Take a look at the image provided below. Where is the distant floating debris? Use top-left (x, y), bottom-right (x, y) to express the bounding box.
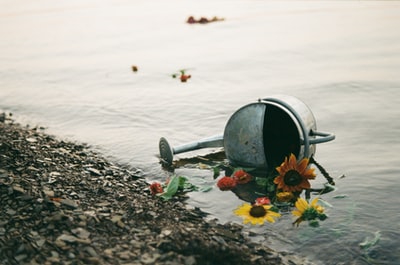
top-left (131, 65), bottom-right (138, 72)
top-left (186, 16), bottom-right (225, 24)
top-left (172, 69), bottom-right (192, 83)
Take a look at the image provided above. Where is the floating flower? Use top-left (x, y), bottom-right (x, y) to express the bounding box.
top-left (186, 16), bottom-right (196, 24)
top-left (276, 191), bottom-right (295, 202)
top-left (274, 154), bottom-right (316, 192)
top-left (234, 203), bottom-right (281, 225)
top-left (180, 74), bottom-right (191, 82)
top-left (232, 169), bottom-right (252, 184)
top-left (217, 176), bottom-right (237, 191)
top-left (292, 197), bottom-right (327, 226)
top-left (149, 182), bottom-right (163, 195)
top-left (186, 16), bottom-right (225, 24)
top-left (255, 197), bottom-right (271, 205)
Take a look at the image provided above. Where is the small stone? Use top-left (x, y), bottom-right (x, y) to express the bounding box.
top-left (61, 198), bottom-right (79, 209)
top-left (118, 251), bottom-right (132, 260)
top-left (43, 189), bottom-right (55, 197)
top-left (26, 137), bottom-right (37, 143)
top-left (6, 209), bottom-right (17, 215)
top-left (86, 168), bottom-right (101, 176)
top-left (184, 256), bottom-right (196, 265)
top-left (161, 229), bottom-right (172, 237)
top-left (140, 253), bottom-right (160, 264)
top-left (71, 228), bottom-right (90, 239)
top-left (56, 234), bottom-right (91, 244)
top-left (12, 185), bottom-right (25, 193)
top-left (84, 246), bottom-right (99, 257)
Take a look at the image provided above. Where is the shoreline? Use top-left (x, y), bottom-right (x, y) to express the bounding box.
top-left (0, 112), bottom-right (312, 265)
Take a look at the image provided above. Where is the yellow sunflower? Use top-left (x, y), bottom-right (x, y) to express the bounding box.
top-left (274, 153), bottom-right (316, 192)
top-left (292, 197), bottom-right (327, 226)
top-left (234, 203), bottom-right (281, 225)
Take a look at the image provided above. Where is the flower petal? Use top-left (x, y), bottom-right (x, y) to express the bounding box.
top-left (288, 153), bottom-right (297, 169)
top-left (297, 158), bottom-right (309, 174)
top-left (295, 197), bottom-right (309, 212)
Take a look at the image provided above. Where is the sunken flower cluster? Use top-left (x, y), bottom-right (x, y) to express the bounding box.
top-left (216, 169), bottom-right (252, 191)
top-left (218, 154), bottom-right (329, 227)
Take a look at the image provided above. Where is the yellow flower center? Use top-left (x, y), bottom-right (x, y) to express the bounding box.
top-left (283, 170), bottom-right (302, 186)
top-left (249, 205), bottom-right (267, 218)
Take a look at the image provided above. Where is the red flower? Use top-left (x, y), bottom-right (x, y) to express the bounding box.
top-left (186, 16), bottom-right (196, 24)
top-left (149, 182), bottom-right (163, 195)
top-left (180, 74), bottom-right (191, 82)
top-left (232, 169), bottom-right (252, 184)
top-left (217, 176), bottom-right (237, 191)
top-left (255, 197), bottom-right (271, 206)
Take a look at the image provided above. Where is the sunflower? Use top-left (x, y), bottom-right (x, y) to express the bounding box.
top-left (234, 203), bottom-right (281, 225)
top-left (274, 153), bottom-right (316, 192)
top-left (292, 197), bottom-right (327, 226)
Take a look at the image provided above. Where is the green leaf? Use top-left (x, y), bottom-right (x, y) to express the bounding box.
top-left (318, 198), bottom-right (333, 208)
top-left (255, 177), bottom-right (268, 187)
top-left (266, 183), bottom-right (276, 193)
top-left (158, 175), bottom-right (180, 200)
top-left (212, 167), bottom-right (220, 179)
top-left (333, 194), bottom-right (348, 199)
top-left (309, 220), bottom-right (320, 227)
top-left (360, 231), bottom-right (381, 250)
top-left (199, 186), bottom-right (213, 192)
top-left (324, 183), bottom-right (337, 192)
top-left (178, 176), bottom-right (188, 189)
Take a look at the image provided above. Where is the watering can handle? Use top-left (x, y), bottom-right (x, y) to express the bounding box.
top-left (308, 130), bottom-right (335, 144)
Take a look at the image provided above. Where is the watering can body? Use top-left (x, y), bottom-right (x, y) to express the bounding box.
top-left (159, 95), bottom-right (334, 173)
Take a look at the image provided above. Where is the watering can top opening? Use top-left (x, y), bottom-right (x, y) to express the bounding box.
top-left (159, 94), bottom-right (335, 172)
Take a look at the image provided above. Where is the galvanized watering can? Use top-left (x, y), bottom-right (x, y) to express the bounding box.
top-left (159, 95), bottom-right (335, 172)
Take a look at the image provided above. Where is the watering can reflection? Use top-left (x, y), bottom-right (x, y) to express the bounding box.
top-left (159, 95), bottom-right (335, 172)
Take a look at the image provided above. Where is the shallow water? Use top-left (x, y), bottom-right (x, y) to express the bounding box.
top-left (1, 1), bottom-right (400, 264)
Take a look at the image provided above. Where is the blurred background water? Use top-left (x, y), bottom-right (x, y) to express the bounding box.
top-left (1, 1), bottom-right (400, 264)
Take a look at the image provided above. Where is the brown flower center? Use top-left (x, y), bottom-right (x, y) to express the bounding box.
top-left (283, 170), bottom-right (303, 186)
top-left (249, 205), bottom-right (267, 218)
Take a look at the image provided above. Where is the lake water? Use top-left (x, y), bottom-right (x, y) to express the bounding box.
top-left (1, 0), bottom-right (400, 264)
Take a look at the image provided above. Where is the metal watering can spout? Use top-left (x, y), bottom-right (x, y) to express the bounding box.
top-left (159, 95), bottom-right (335, 171)
top-left (159, 134), bottom-right (223, 165)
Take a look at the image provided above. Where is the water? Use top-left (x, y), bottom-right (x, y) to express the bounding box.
top-left (1, 1), bottom-right (400, 264)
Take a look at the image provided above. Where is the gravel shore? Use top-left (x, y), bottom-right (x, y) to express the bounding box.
top-left (0, 112), bottom-right (311, 265)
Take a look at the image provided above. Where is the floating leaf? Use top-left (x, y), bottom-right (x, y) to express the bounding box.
top-left (158, 175), bottom-right (180, 200)
top-left (333, 194), bottom-right (348, 199)
top-left (255, 177), bottom-right (268, 187)
top-left (360, 231), bottom-right (381, 250)
top-left (199, 186), bottom-right (213, 192)
top-left (212, 166), bottom-right (220, 179)
top-left (317, 198), bottom-right (333, 208)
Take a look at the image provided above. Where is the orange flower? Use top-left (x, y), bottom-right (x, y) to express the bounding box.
top-left (149, 182), bottom-right (163, 195)
top-left (274, 154), bottom-right (316, 192)
top-left (217, 176), bottom-right (237, 191)
top-left (232, 169), bottom-right (252, 184)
